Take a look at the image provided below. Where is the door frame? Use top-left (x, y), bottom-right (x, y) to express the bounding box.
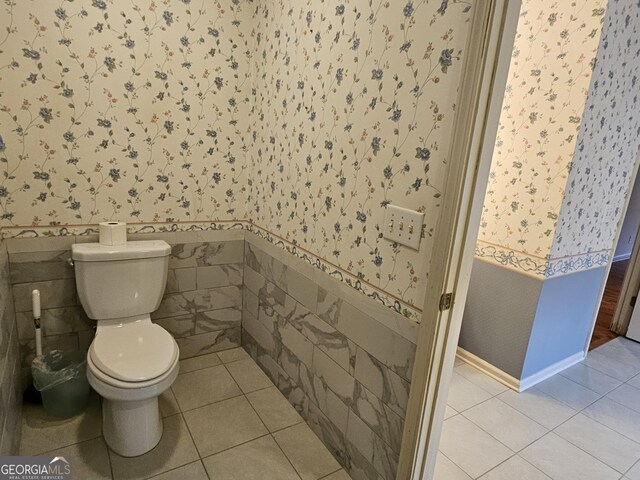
top-left (396, 1), bottom-right (522, 478)
top-left (611, 149), bottom-right (640, 336)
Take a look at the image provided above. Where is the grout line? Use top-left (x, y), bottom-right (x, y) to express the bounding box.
top-left (198, 431), bottom-right (272, 462)
top-left (624, 458), bottom-right (640, 478)
top-left (477, 451), bottom-right (552, 480)
top-left (445, 346), bottom-right (640, 478)
top-left (180, 410), bottom-right (207, 461)
top-left (318, 466), bottom-right (344, 479)
top-left (28, 433), bottom-right (103, 457)
top-left (144, 460), bottom-right (203, 480)
top-left (107, 439), bottom-right (115, 480)
top-left (270, 430), bottom-right (305, 480)
top-left (200, 459), bottom-right (212, 480)
top-left (176, 390), bottom-right (246, 415)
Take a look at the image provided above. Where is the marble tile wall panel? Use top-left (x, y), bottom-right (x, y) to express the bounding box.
top-left (9, 236), bottom-right (245, 373)
top-left (176, 328), bottom-right (241, 360)
top-left (0, 330), bottom-right (21, 455)
top-left (165, 268), bottom-right (197, 295)
top-left (169, 241), bottom-right (244, 269)
top-left (242, 244), bottom-right (415, 480)
top-left (16, 304), bottom-right (85, 335)
top-left (195, 308), bottom-right (242, 334)
top-left (147, 239), bottom-right (244, 357)
top-left (245, 243), bottom-right (319, 313)
top-left (353, 347), bottom-right (411, 418)
top-left (9, 250), bottom-right (74, 284)
top-left (154, 315), bottom-right (195, 339)
top-left (246, 242), bottom-right (416, 379)
top-left (244, 327), bottom-right (389, 480)
top-left (244, 232), bottom-right (419, 343)
top-left (317, 288), bottom-right (416, 382)
top-left (0, 239), bottom-right (21, 454)
top-left (12, 279), bottom-right (77, 313)
top-left (196, 264), bottom-right (243, 289)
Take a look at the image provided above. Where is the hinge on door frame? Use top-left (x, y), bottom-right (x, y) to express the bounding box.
top-left (632, 295), bottom-right (637, 308)
top-left (439, 292), bottom-right (454, 311)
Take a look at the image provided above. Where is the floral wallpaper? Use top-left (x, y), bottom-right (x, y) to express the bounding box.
top-left (0, 0), bottom-right (477, 321)
top-left (551, 0), bottom-right (640, 266)
top-left (246, 0), bottom-right (474, 316)
top-left (476, 0), bottom-right (607, 275)
top-left (0, 0), bottom-right (252, 226)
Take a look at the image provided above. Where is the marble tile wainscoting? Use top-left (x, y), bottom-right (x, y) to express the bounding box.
top-left (5, 228), bottom-right (420, 479)
top-left (7, 230), bottom-right (245, 382)
top-left (0, 238), bottom-right (21, 454)
top-left (241, 232), bottom-right (418, 480)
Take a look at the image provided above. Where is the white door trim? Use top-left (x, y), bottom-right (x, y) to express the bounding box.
top-left (396, 1), bottom-right (522, 478)
top-left (611, 150), bottom-right (640, 337)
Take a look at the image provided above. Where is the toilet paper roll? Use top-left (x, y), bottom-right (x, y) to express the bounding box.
top-left (99, 222), bottom-right (127, 246)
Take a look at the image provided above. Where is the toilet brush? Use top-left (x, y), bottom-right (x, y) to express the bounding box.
top-left (23, 289), bottom-right (43, 404)
top-left (33, 290), bottom-right (42, 357)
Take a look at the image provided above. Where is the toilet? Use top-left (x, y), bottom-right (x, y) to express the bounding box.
top-left (71, 240), bottom-right (179, 457)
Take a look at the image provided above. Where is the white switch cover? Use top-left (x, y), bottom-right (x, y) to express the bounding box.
top-left (383, 205), bottom-right (424, 250)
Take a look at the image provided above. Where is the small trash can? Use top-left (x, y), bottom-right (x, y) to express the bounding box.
top-left (32, 350), bottom-right (90, 418)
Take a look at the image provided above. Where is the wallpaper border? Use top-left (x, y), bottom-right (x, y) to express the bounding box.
top-left (475, 240), bottom-right (611, 279)
top-left (475, 242), bottom-right (547, 277)
top-left (545, 250), bottom-right (610, 278)
top-left (1, 220), bottom-right (422, 321)
top-left (244, 223), bottom-right (422, 320)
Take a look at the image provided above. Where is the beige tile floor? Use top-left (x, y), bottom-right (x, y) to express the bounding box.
top-left (20, 348), bottom-right (350, 480)
top-left (437, 337), bottom-right (640, 480)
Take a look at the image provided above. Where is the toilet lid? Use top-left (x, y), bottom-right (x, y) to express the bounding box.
top-left (90, 324), bottom-right (178, 382)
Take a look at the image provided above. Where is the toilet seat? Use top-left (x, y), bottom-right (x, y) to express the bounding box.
top-left (90, 323), bottom-right (178, 383)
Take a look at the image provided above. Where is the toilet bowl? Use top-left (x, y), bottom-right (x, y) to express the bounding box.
top-left (71, 240), bottom-right (179, 457)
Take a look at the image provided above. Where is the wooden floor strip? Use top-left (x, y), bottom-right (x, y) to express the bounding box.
top-left (589, 260), bottom-right (628, 350)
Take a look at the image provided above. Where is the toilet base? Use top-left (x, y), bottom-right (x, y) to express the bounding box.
top-left (102, 397), bottom-right (163, 457)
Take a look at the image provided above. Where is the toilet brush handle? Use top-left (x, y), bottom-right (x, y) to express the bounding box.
top-left (32, 290), bottom-right (42, 357)
top-left (35, 327), bottom-right (42, 357)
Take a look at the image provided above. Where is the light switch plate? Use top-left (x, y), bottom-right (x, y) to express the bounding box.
top-left (383, 205), bottom-right (424, 250)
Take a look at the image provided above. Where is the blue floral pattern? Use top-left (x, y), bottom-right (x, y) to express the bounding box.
top-left (0, 0), bottom-right (475, 318)
top-left (475, 0), bottom-right (607, 276)
top-left (551, 0), bottom-right (640, 267)
top-left (0, 0), bottom-right (252, 225)
top-left (247, 0), bottom-right (473, 312)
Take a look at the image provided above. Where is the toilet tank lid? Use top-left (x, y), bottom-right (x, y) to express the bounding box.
top-left (71, 240), bottom-right (171, 262)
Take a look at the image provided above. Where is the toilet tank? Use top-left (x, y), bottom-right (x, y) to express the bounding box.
top-left (71, 240), bottom-right (171, 320)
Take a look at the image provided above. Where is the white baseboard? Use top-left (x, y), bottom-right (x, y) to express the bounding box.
top-left (613, 252), bottom-right (632, 262)
top-left (456, 347), bottom-right (586, 392)
top-left (456, 347), bottom-right (520, 392)
top-left (518, 351), bottom-right (586, 391)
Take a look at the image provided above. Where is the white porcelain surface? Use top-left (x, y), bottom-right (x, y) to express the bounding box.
top-left (103, 396), bottom-right (162, 457)
top-left (88, 354), bottom-right (179, 456)
top-left (73, 241), bottom-right (170, 320)
top-left (74, 239), bottom-right (180, 457)
top-left (91, 323), bottom-right (178, 382)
